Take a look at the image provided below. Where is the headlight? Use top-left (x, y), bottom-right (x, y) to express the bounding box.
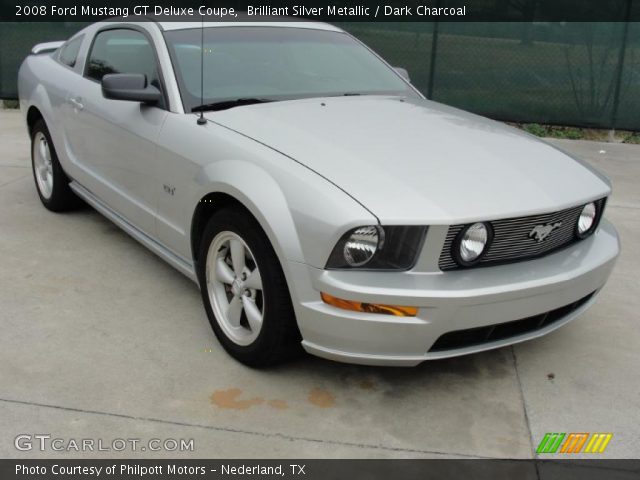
top-left (576, 202), bottom-right (597, 238)
top-left (326, 226), bottom-right (427, 270)
top-left (343, 226), bottom-right (383, 267)
top-left (454, 222), bottom-right (493, 266)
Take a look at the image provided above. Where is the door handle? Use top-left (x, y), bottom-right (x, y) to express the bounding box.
top-left (69, 97), bottom-right (84, 111)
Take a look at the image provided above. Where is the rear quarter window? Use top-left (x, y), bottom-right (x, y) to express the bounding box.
top-left (58, 35), bottom-right (83, 68)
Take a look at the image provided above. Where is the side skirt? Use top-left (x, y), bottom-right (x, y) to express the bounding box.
top-left (69, 181), bottom-right (198, 284)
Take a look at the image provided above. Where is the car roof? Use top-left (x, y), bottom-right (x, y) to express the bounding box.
top-left (82, 16), bottom-right (344, 42)
top-left (91, 12), bottom-right (343, 33)
top-left (158, 21), bottom-right (342, 32)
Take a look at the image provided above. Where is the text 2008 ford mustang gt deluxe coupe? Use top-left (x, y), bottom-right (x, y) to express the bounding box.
top-left (19, 19), bottom-right (619, 366)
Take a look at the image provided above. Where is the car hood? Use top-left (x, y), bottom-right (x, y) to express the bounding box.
top-left (207, 96), bottom-right (610, 224)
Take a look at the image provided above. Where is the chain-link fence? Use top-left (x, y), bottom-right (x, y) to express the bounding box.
top-left (1, 19), bottom-right (639, 130)
top-left (0, 22), bottom-right (89, 100)
top-left (341, 21), bottom-right (640, 130)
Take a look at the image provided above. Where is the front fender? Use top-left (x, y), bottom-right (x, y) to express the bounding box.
top-left (193, 159), bottom-right (305, 265)
top-left (156, 113), bottom-right (377, 273)
top-left (188, 150), bottom-right (378, 272)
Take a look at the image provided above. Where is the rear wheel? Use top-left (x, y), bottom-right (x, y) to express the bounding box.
top-left (30, 119), bottom-right (79, 212)
top-left (197, 207), bottom-right (301, 367)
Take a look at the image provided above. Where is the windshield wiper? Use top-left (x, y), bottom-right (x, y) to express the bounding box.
top-left (192, 98), bottom-right (274, 113)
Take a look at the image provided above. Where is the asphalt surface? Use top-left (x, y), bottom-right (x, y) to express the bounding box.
top-left (0, 109), bottom-right (638, 459)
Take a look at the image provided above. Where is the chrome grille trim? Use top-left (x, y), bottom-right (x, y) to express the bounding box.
top-left (439, 199), bottom-right (605, 270)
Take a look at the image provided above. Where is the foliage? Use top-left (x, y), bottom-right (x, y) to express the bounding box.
top-left (523, 123), bottom-right (549, 137)
top-left (2, 99), bottom-right (19, 109)
top-left (522, 123), bottom-right (585, 139)
top-left (623, 133), bottom-right (640, 144)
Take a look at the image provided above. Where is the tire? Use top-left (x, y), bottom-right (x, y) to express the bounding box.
top-left (30, 119), bottom-right (80, 212)
top-left (196, 207), bottom-right (301, 367)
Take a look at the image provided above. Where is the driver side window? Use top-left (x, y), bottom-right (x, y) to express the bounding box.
top-left (86, 28), bottom-right (164, 106)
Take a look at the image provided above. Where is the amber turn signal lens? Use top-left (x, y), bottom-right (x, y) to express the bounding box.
top-left (320, 292), bottom-right (418, 317)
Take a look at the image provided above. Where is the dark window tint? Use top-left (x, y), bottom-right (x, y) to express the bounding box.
top-left (59, 35), bottom-right (83, 68)
top-left (86, 29), bottom-right (160, 90)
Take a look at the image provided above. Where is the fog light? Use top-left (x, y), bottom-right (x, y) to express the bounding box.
top-left (321, 292), bottom-right (418, 317)
top-left (456, 222), bottom-right (492, 265)
top-left (577, 202), bottom-right (597, 238)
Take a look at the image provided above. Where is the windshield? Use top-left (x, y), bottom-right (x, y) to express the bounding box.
top-left (163, 26), bottom-right (419, 111)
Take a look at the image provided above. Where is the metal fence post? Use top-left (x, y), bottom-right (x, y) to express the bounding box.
top-left (0, 26), bottom-right (3, 100)
top-left (427, 21), bottom-right (439, 100)
top-left (609, 0), bottom-right (633, 131)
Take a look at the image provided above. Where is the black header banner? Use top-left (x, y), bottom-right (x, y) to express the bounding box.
top-left (1, 0), bottom-right (639, 22)
top-left (2, 459), bottom-right (640, 480)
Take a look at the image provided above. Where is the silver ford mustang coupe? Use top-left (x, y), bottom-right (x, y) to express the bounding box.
top-left (19, 19), bottom-right (620, 367)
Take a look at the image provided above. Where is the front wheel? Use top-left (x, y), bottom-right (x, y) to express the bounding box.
top-left (197, 207), bottom-right (301, 367)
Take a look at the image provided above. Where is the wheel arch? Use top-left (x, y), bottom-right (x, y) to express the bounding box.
top-left (191, 191), bottom-right (251, 264)
top-left (189, 161), bottom-right (306, 274)
top-left (26, 105), bottom-right (44, 136)
top-left (22, 81), bottom-right (56, 142)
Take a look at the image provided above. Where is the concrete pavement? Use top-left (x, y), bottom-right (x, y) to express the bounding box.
top-left (0, 109), bottom-right (638, 459)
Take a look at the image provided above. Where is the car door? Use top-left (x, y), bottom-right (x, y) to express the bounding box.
top-left (37, 34), bottom-right (87, 174)
top-left (62, 27), bottom-right (167, 237)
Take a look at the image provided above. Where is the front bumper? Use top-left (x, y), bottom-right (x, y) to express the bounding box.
top-left (288, 219), bottom-right (620, 366)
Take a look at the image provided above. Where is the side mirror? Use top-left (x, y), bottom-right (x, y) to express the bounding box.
top-left (101, 73), bottom-right (161, 104)
top-left (394, 67), bottom-right (410, 82)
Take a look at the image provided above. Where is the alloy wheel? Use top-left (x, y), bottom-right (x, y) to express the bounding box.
top-left (205, 231), bottom-right (264, 345)
top-left (33, 131), bottom-right (53, 199)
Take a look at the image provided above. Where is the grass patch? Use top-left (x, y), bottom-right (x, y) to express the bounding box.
top-left (2, 99), bottom-right (19, 109)
top-left (548, 127), bottom-right (584, 140)
top-left (522, 124), bottom-right (585, 139)
top-left (516, 122), bottom-right (640, 143)
top-left (522, 123), bottom-right (549, 137)
top-left (623, 133), bottom-right (640, 144)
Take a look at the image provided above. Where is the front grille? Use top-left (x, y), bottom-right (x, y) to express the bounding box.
top-left (439, 199), bottom-right (605, 271)
top-left (429, 292), bottom-right (595, 352)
